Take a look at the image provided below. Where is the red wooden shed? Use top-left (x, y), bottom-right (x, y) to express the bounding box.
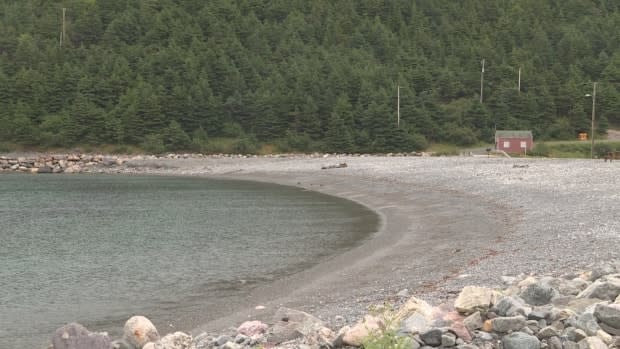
top-left (495, 130), bottom-right (534, 154)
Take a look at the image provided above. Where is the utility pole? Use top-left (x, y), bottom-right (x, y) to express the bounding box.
top-left (518, 67), bottom-right (521, 93)
top-left (60, 8), bottom-right (66, 47)
top-left (591, 82), bottom-right (597, 159)
top-left (480, 59), bottom-right (485, 103)
top-left (397, 85), bottom-right (400, 128)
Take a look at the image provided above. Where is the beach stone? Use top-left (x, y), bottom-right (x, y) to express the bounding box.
top-left (569, 313), bottom-right (601, 336)
top-left (216, 335), bottom-right (233, 346)
top-left (559, 279), bottom-right (590, 296)
top-left (420, 328), bottom-right (443, 347)
top-left (546, 336), bottom-right (562, 349)
top-left (494, 296), bottom-right (531, 317)
top-left (564, 328), bottom-right (588, 342)
top-left (565, 341), bottom-right (580, 349)
top-left (502, 332), bottom-right (540, 349)
top-left (38, 166), bottom-right (53, 173)
top-left (520, 282), bottom-right (559, 306)
top-left (455, 286), bottom-right (494, 315)
top-left (593, 303), bottom-right (620, 329)
top-left (463, 312), bottom-right (483, 332)
top-left (488, 316), bottom-right (527, 333)
top-left (598, 321), bottom-right (620, 335)
top-left (123, 316), bottom-right (159, 349)
top-left (578, 337), bottom-right (607, 349)
top-left (51, 323), bottom-right (111, 349)
top-left (589, 263), bottom-right (618, 281)
top-left (537, 326), bottom-right (559, 339)
top-left (343, 315), bottom-right (384, 347)
top-left (441, 333), bottom-right (457, 347)
top-left (578, 275), bottom-right (620, 300)
top-left (268, 307), bottom-right (333, 345)
top-left (528, 310), bottom-right (549, 321)
top-left (153, 332), bottom-right (192, 349)
top-left (221, 341), bottom-right (241, 349)
top-left (237, 321), bottom-right (268, 337)
top-left (394, 296), bottom-right (433, 323)
top-left (595, 329), bottom-right (612, 345)
top-left (564, 298), bottom-right (603, 314)
top-left (402, 312), bottom-right (431, 334)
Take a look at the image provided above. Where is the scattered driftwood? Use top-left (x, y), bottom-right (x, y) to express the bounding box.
top-left (321, 163), bottom-right (348, 170)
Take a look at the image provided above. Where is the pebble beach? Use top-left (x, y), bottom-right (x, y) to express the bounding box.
top-left (4, 153), bottom-right (620, 348)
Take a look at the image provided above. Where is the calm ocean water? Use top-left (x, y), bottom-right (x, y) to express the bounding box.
top-left (0, 174), bottom-right (377, 348)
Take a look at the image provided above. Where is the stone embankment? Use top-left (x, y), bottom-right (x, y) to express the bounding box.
top-left (50, 261), bottom-right (620, 349)
top-left (0, 152), bottom-right (427, 174)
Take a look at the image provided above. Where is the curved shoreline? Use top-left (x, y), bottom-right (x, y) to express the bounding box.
top-left (179, 160), bottom-right (516, 335)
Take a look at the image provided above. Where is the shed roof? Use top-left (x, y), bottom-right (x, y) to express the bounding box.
top-left (495, 130), bottom-right (533, 138)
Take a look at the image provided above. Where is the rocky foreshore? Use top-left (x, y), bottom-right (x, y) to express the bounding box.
top-left (0, 152), bottom-right (428, 174)
top-left (51, 261), bottom-right (620, 349)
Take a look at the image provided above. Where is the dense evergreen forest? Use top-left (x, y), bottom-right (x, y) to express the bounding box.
top-left (2, 0), bottom-right (620, 153)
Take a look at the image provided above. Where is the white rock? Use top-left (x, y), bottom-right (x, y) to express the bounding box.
top-left (343, 315), bottom-right (384, 347)
top-left (123, 315), bottom-right (160, 349)
top-left (454, 286), bottom-right (494, 315)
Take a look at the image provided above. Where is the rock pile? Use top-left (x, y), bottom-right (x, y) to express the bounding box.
top-left (48, 261), bottom-right (620, 349)
top-left (0, 154), bottom-right (125, 173)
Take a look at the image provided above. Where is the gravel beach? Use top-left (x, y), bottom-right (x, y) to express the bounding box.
top-left (106, 155), bottom-right (620, 335)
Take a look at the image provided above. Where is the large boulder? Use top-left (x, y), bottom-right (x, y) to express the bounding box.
top-left (493, 296), bottom-right (531, 317)
top-left (502, 332), bottom-right (541, 349)
top-left (593, 303), bottom-right (620, 329)
top-left (123, 316), bottom-right (160, 349)
top-left (578, 337), bottom-right (608, 349)
top-left (393, 296), bottom-right (433, 323)
top-left (578, 274), bottom-right (620, 301)
top-left (454, 286), bottom-right (494, 315)
top-left (519, 280), bottom-right (559, 306)
top-left (267, 307), bottom-right (335, 346)
top-left (51, 323), bottom-right (111, 349)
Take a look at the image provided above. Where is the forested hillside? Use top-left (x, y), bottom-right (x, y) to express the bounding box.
top-left (2, 0), bottom-right (620, 153)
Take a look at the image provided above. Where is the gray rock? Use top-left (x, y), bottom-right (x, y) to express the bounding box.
top-left (495, 297), bottom-right (532, 317)
top-left (528, 311), bottom-right (549, 321)
top-left (589, 263), bottom-right (617, 282)
top-left (402, 313), bottom-right (431, 334)
top-left (578, 274), bottom-right (620, 301)
top-left (520, 282), bottom-right (559, 306)
top-left (598, 321), bottom-right (620, 336)
top-left (37, 166), bottom-right (53, 173)
top-left (546, 336), bottom-right (562, 349)
top-left (441, 333), bottom-right (457, 347)
top-left (234, 334), bottom-right (248, 344)
top-left (475, 331), bottom-right (494, 341)
top-left (463, 312), bottom-right (483, 332)
top-left (564, 328), bottom-right (585, 343)
top-left (456, 345), bottom-right (479, 349)
top-left (593, 303), bottom-right (620, 329)
top-left (577, 337), bottom-right (607, 349)
top-left (489, 316), bottom-right (527, 333)
top-left (569, 313), bottom-right (601, 336)
top-left (221, 341), bottom-right (241, 349)
top-left (51, 323), bottom-right (111, 349)
top-left (420, 328), bottom-right (443, 347)
top-left (559, 279), bottom-right (590, 296)
top-left (520, 327), bottom-right (535, 335)
top-left (154, 332), bottom-right (193, 349)
top-left (564, 341), bottom-right (580, 349)
top-left (502, 332), bottom-right (541, 349)
top-left (537, 326), bottom-right (559, 339)
top-left (216, 335), bottom-right (233, 346)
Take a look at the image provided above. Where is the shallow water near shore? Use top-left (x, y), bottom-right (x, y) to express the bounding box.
top-left (0, 174), bottom-right (377, 348)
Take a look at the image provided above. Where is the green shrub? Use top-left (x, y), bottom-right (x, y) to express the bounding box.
top-left (233, 137), bottom-right (258, 154)
top-left (529, 142), bottom-right (551, 157)
top-left (362, 305), bottom-right (412, 349)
